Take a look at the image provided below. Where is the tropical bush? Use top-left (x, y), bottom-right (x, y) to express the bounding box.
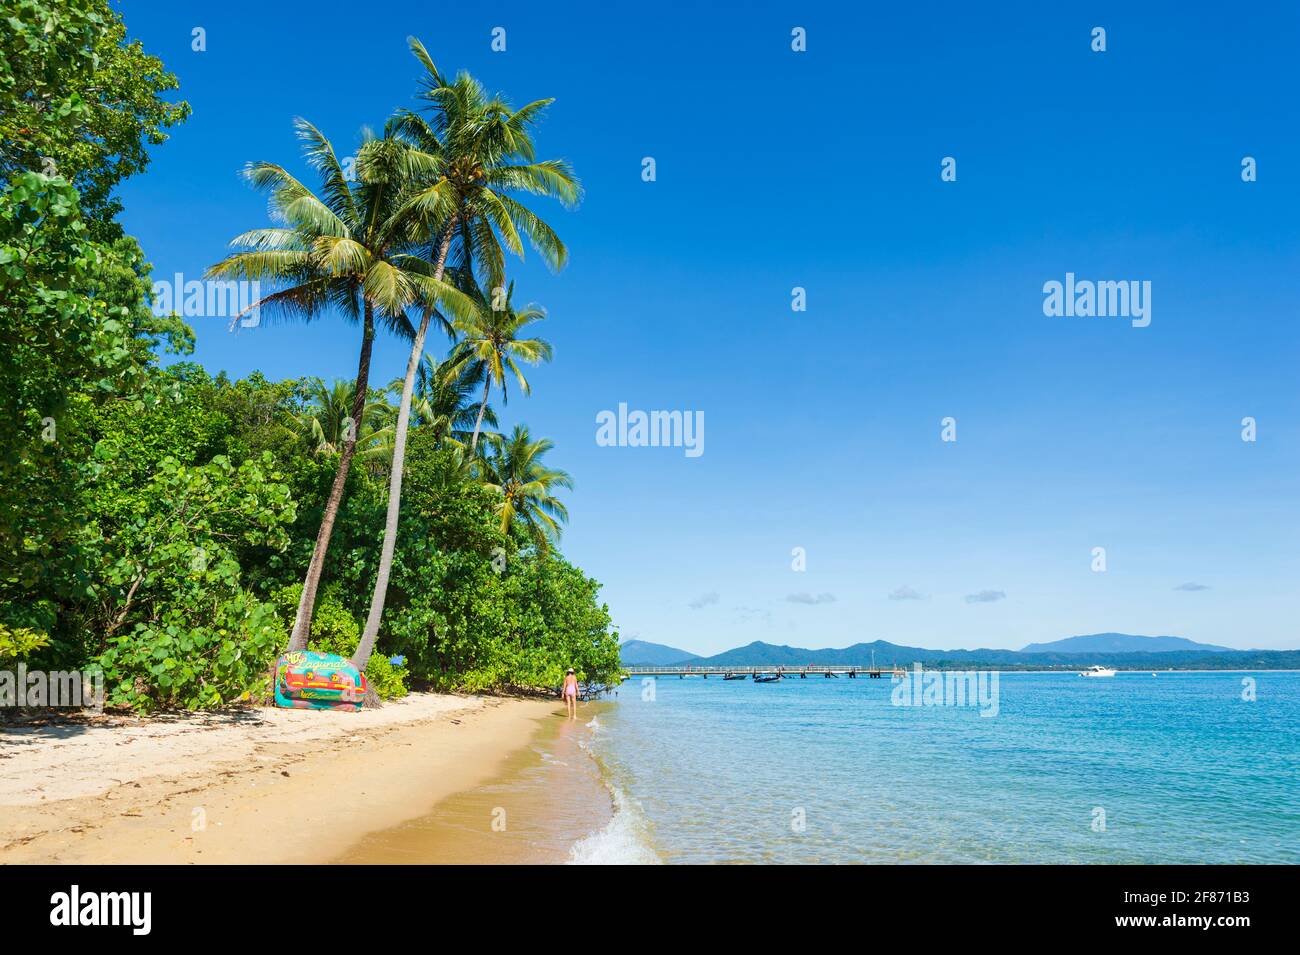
top-left (0, 625), bottom-right (50, 664)
top-left (91, 454), bottom-right (295, 710)
top-left (96, 592), bottom-right (283, 712)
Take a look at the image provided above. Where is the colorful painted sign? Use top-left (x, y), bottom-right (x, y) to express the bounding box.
top-left (274, 650), bottom-right (367, 711)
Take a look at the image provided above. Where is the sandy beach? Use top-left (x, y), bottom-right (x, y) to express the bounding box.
top-left (0, 693), bottom-right (588, 864)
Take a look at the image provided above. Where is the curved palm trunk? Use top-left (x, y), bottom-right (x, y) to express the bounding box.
top-left (287, 305), bottom-right (375, 651)
top-left (353, 223), bottom-right (456, 670)
top-left (469, 376), bottom-right (491, 453)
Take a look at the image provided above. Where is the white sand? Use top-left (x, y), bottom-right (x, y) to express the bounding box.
top-left (0, 692), bottom-right (559, 864)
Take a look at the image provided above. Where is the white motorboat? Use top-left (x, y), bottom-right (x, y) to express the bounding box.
top-left (1079, 665), bottom-right (1116, 678)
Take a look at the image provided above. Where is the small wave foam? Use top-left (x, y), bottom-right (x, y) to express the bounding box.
top-left (566, 783), bottom-right (660, 865)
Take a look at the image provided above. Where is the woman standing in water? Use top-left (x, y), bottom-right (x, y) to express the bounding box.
top-left (562, 668), bottom-right (579, 720)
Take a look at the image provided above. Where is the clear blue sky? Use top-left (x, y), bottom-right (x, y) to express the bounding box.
top-left (117, 1), bottom-right (1300, 652)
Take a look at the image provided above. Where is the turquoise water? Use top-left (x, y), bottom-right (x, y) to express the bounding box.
top-left (581, 671), bottom-right (1300, 864)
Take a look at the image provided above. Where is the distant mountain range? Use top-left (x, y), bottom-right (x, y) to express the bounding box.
top-left (619, 634), bottom-right (1297, 670)
top-left (1021, 633), bottom-right (1231, 653)
top-left (618, 639), bottom-right (701, 666)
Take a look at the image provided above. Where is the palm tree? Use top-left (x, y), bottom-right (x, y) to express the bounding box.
top-left (207, 119), bottom-right (467, 651)
top-left (478, 425), bottom-right (572, 547)
top-left (294, 377), bottom-right (394, 468)
top-left (451, 280), bottom-right (552, 452)
top-left (352, 38), bottom-right (579, 670)
top-left (399, 352), bottom-right (498, 446)
top-left (295, 378), bottom-right (379, 452)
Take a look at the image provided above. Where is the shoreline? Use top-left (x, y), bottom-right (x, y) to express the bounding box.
top-left (335, 701), bottom-right (621, 864)
top-left (0, 692), bottom-right (574, 864)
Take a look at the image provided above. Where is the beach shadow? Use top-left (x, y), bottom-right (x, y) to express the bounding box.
top-left (0, 704), bottom-right (271, 746)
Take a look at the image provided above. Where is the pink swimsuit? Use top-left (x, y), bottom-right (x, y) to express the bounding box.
top-left (563, 678), bottom-right (577, 699)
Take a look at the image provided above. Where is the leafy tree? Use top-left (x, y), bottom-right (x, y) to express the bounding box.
top-left (0, 172), bottom-right (183, 645)
top-left (188, 370), bottom-right (309, 464)
top-left (0, 0), bottom-right (189, 233)
top-left (1, 0), bottom-right (190, 650)
top-left (0, 626), bottom-right (50, 664)
top-left (502, 553), bottom-right (621, 688)
top-left (93, 453), bottom-right (296, 711)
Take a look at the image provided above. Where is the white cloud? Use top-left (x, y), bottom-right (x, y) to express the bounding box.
top-left (964, 589), bottom-right (1007, 604)
top-left (688, 591), bottom-right (720, 610)
top-left (786, 592), bottom-right (836, 605)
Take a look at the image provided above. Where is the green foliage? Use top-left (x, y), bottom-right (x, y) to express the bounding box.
top-left (360, 654), bottom-right (408, 701)
top-left (97, 590), bottom-right (283, 713)
top-left (0, 0), bottom-right (190, 231)
top-left (0, 171), bottom-right (176, 640)
top-left (478, 424), bottom-right (572, 548)
top-left (91, 454), bottom-right (296, 711)
top-left (376, 439), bottom-right (619, 691)
top-left (0, 172), bottom-right (147, 450)
top-left (0, 624), bottom-right (51, 664)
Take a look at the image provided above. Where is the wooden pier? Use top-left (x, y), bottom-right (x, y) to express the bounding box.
top-left (621, 665), bottom-right (906, 680)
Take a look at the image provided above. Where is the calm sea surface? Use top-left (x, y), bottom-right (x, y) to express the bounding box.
top-left (573, 671), bottom-right (1300, 864)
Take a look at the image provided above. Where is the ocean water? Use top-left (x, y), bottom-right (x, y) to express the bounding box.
top-left (578, 671), bottom-right (1300, 864)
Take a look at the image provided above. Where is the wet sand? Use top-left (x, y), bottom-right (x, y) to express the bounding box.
top-left (338, 706), bottom-right (613, 864)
